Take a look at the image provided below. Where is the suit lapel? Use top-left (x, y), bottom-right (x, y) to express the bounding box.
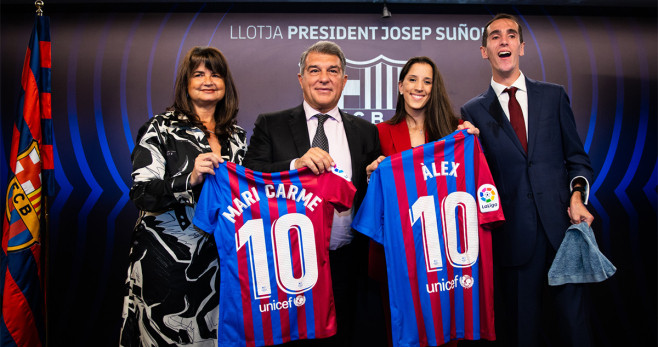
top-left (391, 121), bottom-right (411, 153)
top-left (525, 77), bottom-right (542, 159)
top-left (480, 86), bottom-right (527, 157)
top-left (288, 105), bottom-right (311, 156)
top-left (340, 110), bottom-right (360, 184)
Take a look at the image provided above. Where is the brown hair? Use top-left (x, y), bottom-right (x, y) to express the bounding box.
top-left (387, 56), bottom-right (459, 142)
top-left (169, 46), bottom-right (239, 136)
top-left (481, 13), bottom-right (524, 48)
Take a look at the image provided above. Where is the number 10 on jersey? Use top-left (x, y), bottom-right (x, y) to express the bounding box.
top-left (236, 213), bottom-right (320, 300)
top-left (410, 192), bottom-right (479, 273)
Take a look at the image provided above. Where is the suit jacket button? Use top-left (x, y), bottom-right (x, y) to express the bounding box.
top-left (528, 161), bottom-right (533, 167)
top-left (527, 193), bottom-right (533, 199)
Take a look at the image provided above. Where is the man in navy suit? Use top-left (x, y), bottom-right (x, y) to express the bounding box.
top-left (243, 41), bottom-right (380, 346)
top-left (460, 14), bottom-right (594, 347)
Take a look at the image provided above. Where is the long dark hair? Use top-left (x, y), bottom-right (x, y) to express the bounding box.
top-left (169, 46), bottom-right (239, 136)
top-left (387, 56), bottom-right (458, 142)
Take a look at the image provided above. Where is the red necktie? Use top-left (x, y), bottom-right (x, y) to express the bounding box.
top-left (504, 87), bottom-right (527, 152)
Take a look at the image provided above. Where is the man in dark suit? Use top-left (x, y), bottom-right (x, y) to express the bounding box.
top-left (460, 14), bottom-right (594, 347)
top-left (243, 41), bottom-right (380, 346)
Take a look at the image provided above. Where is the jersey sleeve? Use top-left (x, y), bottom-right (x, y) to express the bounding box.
top-left (351, 166), bottom-right (385, 245)
top-left (472, 137), bottom-right (505, 228)
top-left (319, 165), bottom-right (357, 212)
top-left (192, 165), bottom-right (225, 234)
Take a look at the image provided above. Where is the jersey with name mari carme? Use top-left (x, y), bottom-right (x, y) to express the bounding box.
top-left (352, 130), bottom-right (504, 347)
top-left (193, 162), bottom-right (356, 347)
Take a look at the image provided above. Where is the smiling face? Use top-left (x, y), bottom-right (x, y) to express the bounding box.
top-left (398, 62), bottom-right (433, 116)
top-left (187, 64), bottom-right (225, 111)
top-left (298, 52), bottom-right (348, 113)
top-left (481, 18), bottom-right (525, 85)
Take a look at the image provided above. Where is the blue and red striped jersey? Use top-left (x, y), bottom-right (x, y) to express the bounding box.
top-left (194, 162), bottom-right (356, 347)
top-left (352, 130), bottom-right (504, 347)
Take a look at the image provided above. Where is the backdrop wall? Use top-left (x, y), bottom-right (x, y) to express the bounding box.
top-left (1, 2), bottom-right (656, 346)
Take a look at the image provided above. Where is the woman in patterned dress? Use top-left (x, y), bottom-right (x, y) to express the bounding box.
top-left (120, 46), bottom-right (247, 346)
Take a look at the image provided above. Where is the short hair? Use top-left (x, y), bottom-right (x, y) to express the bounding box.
top-left (298, 41), bottom-right (346, 76)
top-left (481, 13), bottom-right (524, 47)
top-left (170, 46), bottom-right (239, 136)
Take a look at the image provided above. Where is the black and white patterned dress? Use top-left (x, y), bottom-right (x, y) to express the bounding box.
top-left (120, 111), bottom-right (246, 346)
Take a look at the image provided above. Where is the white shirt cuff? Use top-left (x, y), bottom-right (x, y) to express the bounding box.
top-left (570, 176), bottom-right (590, 205)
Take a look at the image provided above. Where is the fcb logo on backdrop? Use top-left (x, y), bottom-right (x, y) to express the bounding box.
top-left (478, 184), bottom-right (500, 212)
top-left (340, 55), bottom-right (407, 124)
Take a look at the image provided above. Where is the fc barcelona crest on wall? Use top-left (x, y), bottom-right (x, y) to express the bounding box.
top-left (341, 55), bottom-right (407, 124)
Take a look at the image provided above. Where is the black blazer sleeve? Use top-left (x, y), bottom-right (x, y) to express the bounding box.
top-left (243, 106), bottom-right (310, 173)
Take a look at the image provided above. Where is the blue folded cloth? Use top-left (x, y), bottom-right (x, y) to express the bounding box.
top-left (548, 222), bottom-right (616, 286)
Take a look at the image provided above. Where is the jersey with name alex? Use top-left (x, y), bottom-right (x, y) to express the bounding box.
top-left (352, 130), bottom-right (504, 347)
top-left (193, 162), bottom-right (356, 347)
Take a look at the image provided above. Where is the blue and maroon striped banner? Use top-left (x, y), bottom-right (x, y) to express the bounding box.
top-left (1, 14), bottom-right (52, 347)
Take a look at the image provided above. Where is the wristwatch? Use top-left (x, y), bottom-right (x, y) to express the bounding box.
top-left (572, 186), bottom-right (586, 203)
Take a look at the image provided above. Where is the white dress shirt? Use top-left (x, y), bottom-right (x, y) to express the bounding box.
top-left (491, 72), bottom-right (529, 140)
top-left (290, 101), bottom-right (354, 250)
top-left (490, 72), bottom-right (590, 203)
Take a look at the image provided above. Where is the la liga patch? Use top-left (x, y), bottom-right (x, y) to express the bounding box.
top-left (478, 184), bottom-right (500, 212)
